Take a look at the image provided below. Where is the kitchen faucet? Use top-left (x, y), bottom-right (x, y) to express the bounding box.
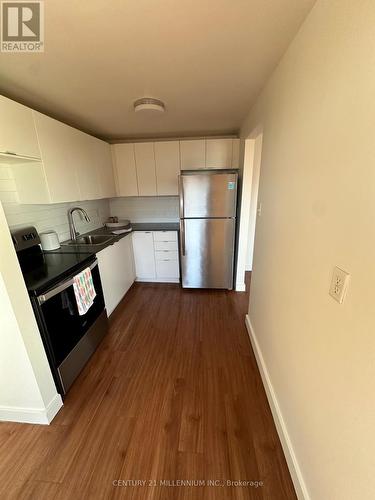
top-left (68, 207), bottom-right (91, 241)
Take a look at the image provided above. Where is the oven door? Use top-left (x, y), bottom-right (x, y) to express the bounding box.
top-left (36, 260), bottom-right (107, 393)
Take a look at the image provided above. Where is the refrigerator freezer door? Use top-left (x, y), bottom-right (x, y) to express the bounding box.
top-left (180, 218), bottom-right (235, 289)
top-left (180, 171), bottom-right (237, 218)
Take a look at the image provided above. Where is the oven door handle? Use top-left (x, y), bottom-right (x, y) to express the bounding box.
top-left (37, 260), bottom-right (98, 305)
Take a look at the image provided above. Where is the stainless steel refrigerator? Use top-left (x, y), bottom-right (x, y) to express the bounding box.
top-left (179, 170), bottom-right (237, 289)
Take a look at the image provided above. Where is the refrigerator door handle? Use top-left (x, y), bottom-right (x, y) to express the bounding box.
top-left (180, 219), bottom-right (186, 256)
top-left (178, 174), bottom-right (184, 218)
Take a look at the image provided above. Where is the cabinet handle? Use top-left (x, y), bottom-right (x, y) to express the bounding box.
top-left (179, 219), bottom-right (185, 256)
top-left (178, 174), bottom-right (184, 218)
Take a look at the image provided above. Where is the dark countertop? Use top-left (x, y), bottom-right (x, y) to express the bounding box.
top-left (132, 222), bottom-right (179, 231)
top-left (24, 222), bottom-right (179, 294)
top-left (22, 251), bottom-right (96, 295)
top-left (45, 222), bottom-right (179, 256)
top-left (45, 227), bottom-right (132, 255)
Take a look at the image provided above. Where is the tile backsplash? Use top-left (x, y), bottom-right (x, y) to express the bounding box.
top-left (0, 165), bottom-right (110, 242)
top-left (0, 165), bottom-right (179, 242)
top-left (110, 196), bottom-right (179, 222)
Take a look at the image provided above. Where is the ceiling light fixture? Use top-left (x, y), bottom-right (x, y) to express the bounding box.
top-left (133, 97), bottom-right (165, 113)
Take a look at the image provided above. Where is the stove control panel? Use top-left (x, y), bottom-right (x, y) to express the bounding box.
top-left (11, 226), bottom-right (41, 252)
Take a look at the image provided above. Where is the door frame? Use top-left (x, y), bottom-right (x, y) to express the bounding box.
top-left (235, 128), bottom-right (263, 291)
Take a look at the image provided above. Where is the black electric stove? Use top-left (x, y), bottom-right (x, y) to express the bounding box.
top-left (12, 226), bottom-right (108, 395)
top-left (17, 243), bottom-right (95, 295)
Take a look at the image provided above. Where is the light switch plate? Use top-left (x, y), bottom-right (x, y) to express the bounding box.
top-left (329, 267), bottom-right (350, 304)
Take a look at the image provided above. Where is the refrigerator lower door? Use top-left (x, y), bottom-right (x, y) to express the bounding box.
top-left (180, 218), bottom-right (235, 289)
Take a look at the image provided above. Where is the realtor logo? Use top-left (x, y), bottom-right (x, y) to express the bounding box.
top-left (1, 1), bottom-right (44, 52)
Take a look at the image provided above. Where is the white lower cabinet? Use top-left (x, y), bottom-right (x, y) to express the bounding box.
top-left (155, 259), bottom-right (179, 280)
top-left (132, 230), bottom-right (180, 283)
top-left (132, 231), bottom-right (156, 280)
top-left (97, 236), bottom-right (135, 316)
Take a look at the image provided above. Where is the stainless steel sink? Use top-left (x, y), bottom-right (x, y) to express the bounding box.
top-left (62, 234), bottom-right (114, 246)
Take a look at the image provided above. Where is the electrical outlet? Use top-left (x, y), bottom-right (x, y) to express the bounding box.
top-left (257, 202), bottom-right (262, 217)
top-left (329, 267), bottom-right (350, 304)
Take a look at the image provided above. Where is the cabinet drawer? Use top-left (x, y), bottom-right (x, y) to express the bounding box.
top-left (155, 250), bottom-right (178, 261)
top-left (153, 231), bottom-right (177, 242)
top-left (156, 260), bottom-right (180, 279)
top-left (154, 240), bottom-right (178, 251)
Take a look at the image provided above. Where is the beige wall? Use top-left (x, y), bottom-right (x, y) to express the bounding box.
top-left (0, 273), bottom-right (45, 409)
top-left (0, 202), bottom-right (62, 423)
top-left (241, 0), bottom-right (375, 498)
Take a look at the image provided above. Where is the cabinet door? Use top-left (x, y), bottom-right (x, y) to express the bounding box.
top-left (96, 141), bottom-right (116, 198)
top-left (132, 231), bottom-right (156, 279)
top-left (205, 138), bottom-right (233, 169)
top-left (97, 244), bottom-right (117, 315)
top-left (73, 130), bottom-right (101, 201)
top-left (33, 111), bottom-right (81, 202)
top-left (97, 236), bottom-right (135, 316)
top-left (118, 234), bottom-right (136, 293)
top-left (0, 96), bottom-right (40, 158)
top-left (112, 144), bottom-right (138, 196)
top-left (180, 140), bottom-right (205, 170)
top-left (134, 142), bottom-right (157, 196)
top-left (154, 141), bottom-right (180, 195)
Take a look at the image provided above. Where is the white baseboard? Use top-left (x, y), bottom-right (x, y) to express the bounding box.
top-left (235, 282), bottom-right (246, 292)
top-left (245, 315), bottom-right (310, 500)
top-left (0, 393), bottom-right (63, 425)
top-left (135, 278), bottom-right (180, 283)
top-left (45, 394), bottom-right (64, 423)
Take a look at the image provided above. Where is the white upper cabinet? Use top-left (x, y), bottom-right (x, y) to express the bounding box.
top-left (71, 129), bottom-right (102, 201)
top-left (0, 95), bottom-right (40, 159)
top-left (12, 109), bottom-right (115, 204)
top-left (33, 111), bottom-right (81, 203)
top-left (134, 142), bottom-right (157, 196)
top-left (205, 138), bottom-right (233, 169)
top-left (180, 139), bottom-right (205, 170)
top-left (231, 138), bottom-right (240, 168)
top-left (113, 137), bottom-right (241, 200)
top-left (69, 128), bottom-right (115, 201)
top-left (95, 140), bottom-right (116, 198)
top-left (154, 141), bottom-right (180, 195)
top-left (112, 143), bottom-right (138, 196)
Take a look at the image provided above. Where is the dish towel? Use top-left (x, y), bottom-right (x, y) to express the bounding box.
top-left (73, 267), bottom-right (97, 316)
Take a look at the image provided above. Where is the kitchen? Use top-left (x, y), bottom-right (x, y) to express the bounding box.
top-left (4, 0), bottom-right (367, 498)
top-left (2, 97), bottom-right (240, 395)
top-left (1, 88), bottom-right (275, 497)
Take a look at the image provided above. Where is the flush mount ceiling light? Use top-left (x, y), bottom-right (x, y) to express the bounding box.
top-left (133, 97), bottom-right (165, 113)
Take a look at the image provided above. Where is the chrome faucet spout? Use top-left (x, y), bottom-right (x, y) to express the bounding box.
top-left (68, 207), bottom-right (91, 241)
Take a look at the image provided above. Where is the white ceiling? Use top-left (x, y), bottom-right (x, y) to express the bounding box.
top-left (0, 0), bottom-right (316, 140)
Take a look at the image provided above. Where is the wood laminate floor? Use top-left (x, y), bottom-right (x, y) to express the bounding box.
top-left (0, 274), bottom-right (296, 499)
